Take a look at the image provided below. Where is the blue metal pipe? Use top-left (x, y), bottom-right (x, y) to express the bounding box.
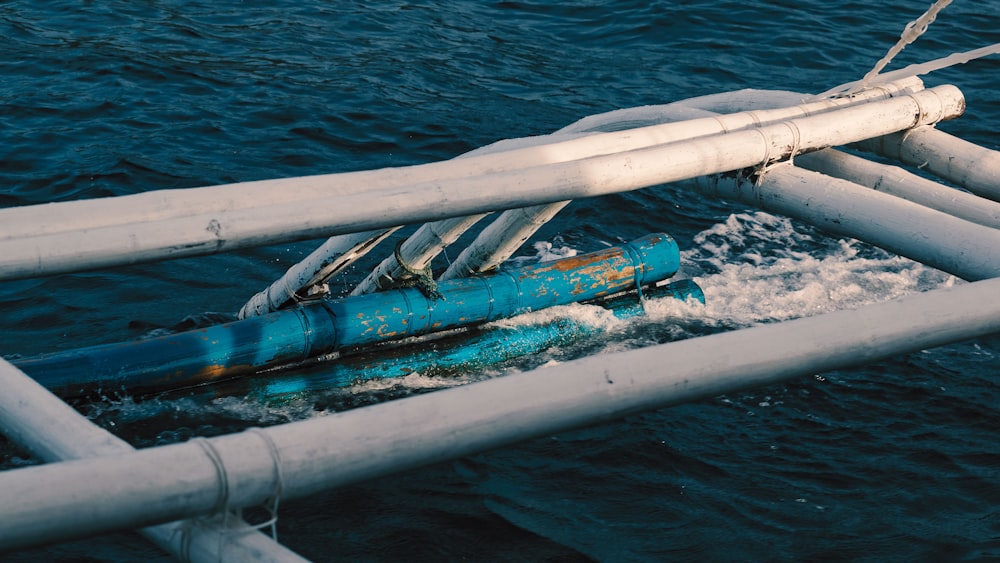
top-left (13, 233), bottom-right (680, 397)
top-left (236, 279), bottom-right (704, 404)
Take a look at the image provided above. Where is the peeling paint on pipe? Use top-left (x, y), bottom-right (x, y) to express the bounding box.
top-left (14, 233), bottom-right (680, 396)
top-left (220, 279), bottom-right (705, 403)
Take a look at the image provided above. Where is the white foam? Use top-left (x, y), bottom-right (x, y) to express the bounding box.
top-left (497, 211), bottom-right (957, 341)
top-left (345, 371), bottom-right (477, 393)
top-left (683, 211), bottom-right (957, 328)
top-left (488, 301), bottom-right (621, 332)
top-left (505, 237), bottom-right (578, 268)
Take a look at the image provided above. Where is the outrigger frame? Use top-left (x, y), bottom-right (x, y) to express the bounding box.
top-left (1, 78), bottom-right (999, 559)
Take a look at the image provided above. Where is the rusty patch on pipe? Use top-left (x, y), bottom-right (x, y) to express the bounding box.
top-left (145, 363), bottom-right (257, 388)
top-left (546, 249), bottom-right (622, 272)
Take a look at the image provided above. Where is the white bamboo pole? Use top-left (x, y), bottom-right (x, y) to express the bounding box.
top-left (688, 164), bottom-right (1000, 281)
top-left (350, 214), bottom-right (487, 295)
top-left (0, 82), bottom-right (952, 281)
top-left (3, 79), bottom-right (920, 243)
top-left (2, 276), bottom-right (1000, 551)
top-left (413, 79), bottom-right (925, 281)
top-left (439, 202), bottom-right (569, 279)
top-left (637, 82), bottom-right (1000, 230)
top-left (556, 76), bottom-right (923, 134)
top-left (857, 126), bottom-right (1000, 201)
top-left (239, 228), bottom-right (396, 318)
top-left (796, 149), bottom-right (1000, 229)
top-left (349, 80), bottom-right (919, 289)
top-left (0, 358), bottom-right (308, 562)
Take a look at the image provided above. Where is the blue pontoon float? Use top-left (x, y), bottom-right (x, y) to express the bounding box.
top-left (14, 233), bottom-right (700, 398)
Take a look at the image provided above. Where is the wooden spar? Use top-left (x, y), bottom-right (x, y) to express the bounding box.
top-left (239, 227), bottom-right (397, 318)
top-left (687, 164), bottom-right (1000, 281)
top-left (857, 126), bottom-right (1000, 201)
top-left (796, 149), bottom-right (1000, 229)
top-left (0, 358), bottom-right (308, 562)
top-left (0, 85), bottom-right (967, 281)
top-left (3, 276), bottom-right (1000, 552)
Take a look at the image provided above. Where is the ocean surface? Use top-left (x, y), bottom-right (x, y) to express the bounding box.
top-left (2, 1), bottom-right (999, 561)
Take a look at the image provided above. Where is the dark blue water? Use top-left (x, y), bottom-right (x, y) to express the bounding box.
top-left (2, 1), bottom-right (999, 561)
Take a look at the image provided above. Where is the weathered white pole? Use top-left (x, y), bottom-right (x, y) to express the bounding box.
top-left (2, 276), bottom-right (1000, 551)
top-left (3, 79), bottom-right (919, 242)
top-left (689, 164), bottom-right (1000, 281)
top-left (857, 126), bottom-right (1000, 201)
top-left (439, 202), bottom-right (568, 279)
top-left (0, 90), bottom-right (840, 239)
top-left (796, 149), bottom-right (1000, 229)
top-left (425, 79), bottom-right (925, 281)
top-left (555, 76), bottom-right (922, 134)
top-left (350, 214), bottom-right (487, 295)
top-left (239, 228), bottom-right (396, 318)
top-left (0, 358), bottom-right (308, 562)
top-left (0, 83), bottom-right (957, 281)
top-left (350, 81), bottom-right (919, 289)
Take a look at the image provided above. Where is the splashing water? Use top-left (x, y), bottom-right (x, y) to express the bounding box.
top-left (683, 211), bottom-right (957, 326)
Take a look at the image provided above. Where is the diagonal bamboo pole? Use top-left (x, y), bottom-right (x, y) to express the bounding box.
top-left (238, 227), bottom-right (397, 318)
top-left (368, 79), bottom-right (925, 282)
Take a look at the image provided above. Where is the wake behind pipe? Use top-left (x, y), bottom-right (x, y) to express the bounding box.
top-left (13, 233), bottom-right (680, 397)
